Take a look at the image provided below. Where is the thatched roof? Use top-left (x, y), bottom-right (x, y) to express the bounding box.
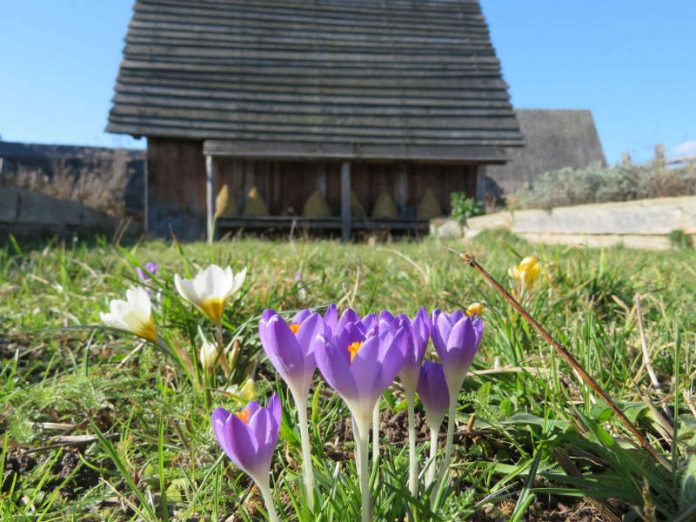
top-left (107, 0), bottom-right (522, 161)
top-left (485, 109), bottom-right (606, 193)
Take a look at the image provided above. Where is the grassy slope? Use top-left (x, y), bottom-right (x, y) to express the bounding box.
top-left (1, 232), bottom-right (694, 521)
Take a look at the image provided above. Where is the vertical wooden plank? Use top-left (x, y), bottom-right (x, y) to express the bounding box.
top-left (341, 161), bottom-right (351, 242)
top-left (206, 155), bottom-right (216, 244)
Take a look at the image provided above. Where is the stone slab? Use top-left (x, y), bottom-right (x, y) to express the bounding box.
top-left (0, 187), bottom-right (20, 223)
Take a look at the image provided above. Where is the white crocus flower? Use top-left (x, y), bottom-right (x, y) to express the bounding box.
top-left (199, 335), bottom-right (219, 371)
top-left (100, 287), bottom-right (157, 342)
top-left (174, 265), bottom-right (246, 324)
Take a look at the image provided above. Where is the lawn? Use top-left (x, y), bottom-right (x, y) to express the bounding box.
top-left (1, 231), bottom-right (694, 521)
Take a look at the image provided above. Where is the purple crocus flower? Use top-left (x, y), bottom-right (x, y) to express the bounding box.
top-left (417, 361), bottom-right (450, 490)
top-left (431, 309), bottom-right (483, 393)
top-left (314, 317), bottom-right (406, 428)
top-left (315, 313), bottom-right (406, 520)
top-left (417, 361), bottom-right (450, 431)
top-left (397, 307), bottom-right (431, 396)
top-left (430, 309), bottom-right (483, 495)
top-left (258, 309), bottom-right (323, 400)
top-left (136, 262), bottom-right (158, 283)
top-left (212, 394), bottom-right (281, 520)
top-left (212, 394), bottom-right (281, 485)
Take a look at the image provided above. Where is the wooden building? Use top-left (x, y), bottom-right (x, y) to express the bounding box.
top-left (107, 0), bottom-right (522, 241)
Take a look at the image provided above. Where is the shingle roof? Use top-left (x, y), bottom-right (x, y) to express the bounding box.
top-left (107, 0), bottom-right (522, 160)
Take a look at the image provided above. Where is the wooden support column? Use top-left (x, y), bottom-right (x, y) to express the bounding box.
top-left (475, 165), bottom-right (486, 202)
top-left (340, 161), bottom-right (352, 242)
top-left (395, 163), bottom-right (409, 216)
top-left (206, 155), bottom-right (217, 244)
top-left (143, 152), bottom-right (149, 236)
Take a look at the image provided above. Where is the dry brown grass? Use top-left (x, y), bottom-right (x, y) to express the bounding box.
top-left (2, 149), bottom-right (131, 216)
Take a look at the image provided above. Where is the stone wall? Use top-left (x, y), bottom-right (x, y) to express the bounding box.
top-left (0, 186), bottom-right (128, 240)
top-left (435, 196), bottom-right (696, 250)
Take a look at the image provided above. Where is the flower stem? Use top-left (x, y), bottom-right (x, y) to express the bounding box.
top-left (427, 427), bottom-right (439, 506)
top-left (371, 399), bottom-right (380, 473)
top-left (257, 479), bottom-right (280, 522)
top-left (353, 415), bottom-right (372, 522)
top-left (406, 393), bottom-right (418, 498)
top-left (214, 324), bottom-right (231, 379)
top-left (435, 399), bottom-right (457, 495)
top-left (296, 397), bottom-right (316, 513)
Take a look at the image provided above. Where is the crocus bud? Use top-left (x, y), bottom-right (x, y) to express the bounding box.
top-left (199, 335), bottom-right (218, 371)
top-left (431, 309), bottom-right (483, 396)
top-left (508, 256), bottom-right (541, 293)
top-left (397, 307), bottom-right (431, 397)
top-left (466, 302), bottom-right (484, 317)
top-left (100, 287), bottom-right (157, 342)
top-left (417, 361), bottom-right (450, 431)
top-left (174, 265), bottom-right (246, 324)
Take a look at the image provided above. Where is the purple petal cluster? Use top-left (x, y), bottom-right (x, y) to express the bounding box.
top-left (314, 308), bottom-right (407, 420)
top-left (212, 394), bottom-right (281, 484)
top-left (136, 262), bottom-right (158, 283)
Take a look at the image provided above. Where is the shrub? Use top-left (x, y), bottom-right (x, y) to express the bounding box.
top-left (667, 229), bottom-right (694, 250)
top-left (509, 162), bottom-right (696, 210)
top-left (450, 192), bottom-right (484, 226)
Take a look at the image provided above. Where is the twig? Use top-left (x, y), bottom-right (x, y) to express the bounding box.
top-left (634, 294), bottom-right (664, 393)
top-left (457, 253), bottom-right (670, 470)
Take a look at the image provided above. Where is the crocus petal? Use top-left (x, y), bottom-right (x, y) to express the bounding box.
top-left (314, 337), bottom-right (358, 399)
top-left (350, 336), bottom-right (383, 401)
top-left (227, 414), bottom-right (262, 476)
top-left (336, 308), bottom-right (361, 333)
top-left (259, 312), bottom-right (305, 379)
top-left (375, 327), bottom-right (407, 392)
top-left (211, 408), bottom-right (234, 456)
top-left (324, 304), bottom-right (338, 333)
top-left (268, 393), bottom-right (282, 436)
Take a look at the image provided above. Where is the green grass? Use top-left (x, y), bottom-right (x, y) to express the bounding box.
top-left (1, 231), bottom-right (695, 521)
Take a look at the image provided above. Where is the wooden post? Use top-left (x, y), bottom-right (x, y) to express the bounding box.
top-left (143, 149), bottom-right (149, 237)
top-left (475, 165), bottom-right (486, 202)
top-left (395, 164), bottom-right (408, 216)
top-left (317, 162), bottom-right (327, 195)
top-left (340, 161), bottom-right (351, 242)
top-left (206, 155), bottom-right (217, 244)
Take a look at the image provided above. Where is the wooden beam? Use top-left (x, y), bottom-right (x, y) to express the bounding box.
top-left (340, 161), bottom-right (351, 242)
top-left (206, 155), bottom-right (217, 243)
top-left (203, 140), bottom-right (511, 163)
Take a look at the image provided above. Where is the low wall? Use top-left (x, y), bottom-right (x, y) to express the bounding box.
top-left (0, 186), bottom-right (124, 240)
top-left (435, 196), bottom-right (696, 250)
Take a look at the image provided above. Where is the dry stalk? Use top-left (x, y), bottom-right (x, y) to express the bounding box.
top-left (634, 293), bottom-right (664, 393)
top-left (457, 253), bottom-right (670, 470)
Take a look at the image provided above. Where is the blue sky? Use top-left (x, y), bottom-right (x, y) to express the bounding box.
top-left (0, 1), bottom-right (694, 163)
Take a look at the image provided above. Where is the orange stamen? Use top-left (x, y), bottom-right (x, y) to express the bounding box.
top-left (236, 408), bottom-right (250, 424)
top-left (347, 341), bottom-right (363, 363)
top-left (289, 323), bottom-right (300, 335)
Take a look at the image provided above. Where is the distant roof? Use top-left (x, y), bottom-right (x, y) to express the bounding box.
top-left (485, 109), bottom-right (606, 193)
top-left (107, 0), bottom-right (522, 161)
